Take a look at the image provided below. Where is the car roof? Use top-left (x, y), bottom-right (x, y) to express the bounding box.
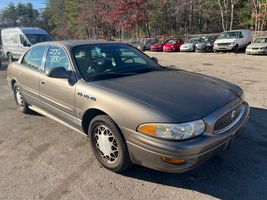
top-left (33, 40), bottom-right (127, 50)
top-left (223, 29), bottom-right (251, 32)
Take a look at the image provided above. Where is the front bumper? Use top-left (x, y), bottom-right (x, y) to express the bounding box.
top-left (214, 45), bottom-right (235, 51)
top-left (196, 46), bottom-right (213, 52)
top-left (180, 47), bottom-right (194, 52)
top-left (122, 101), bottom-right (250, 173)
top-left (163, 48), bottom-right (177, 52)
top-left (246, 49), bottom-right (267, 55)
top-left (151, 47), bottom-right (163, 52)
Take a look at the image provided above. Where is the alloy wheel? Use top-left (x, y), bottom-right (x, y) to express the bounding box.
top-left (15, 87), bottom-right (24, 106)
top-left (93, 125), bottom-right (119, 163)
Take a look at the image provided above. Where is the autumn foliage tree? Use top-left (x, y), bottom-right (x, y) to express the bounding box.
top-left (252, 0), bottom-right (267, 31)
top-left (96, 0), bottom-right (153, 38)
top-left (9, 0), bottom-right (264, 40)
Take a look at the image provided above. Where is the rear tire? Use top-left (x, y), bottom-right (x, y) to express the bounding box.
top-left (13, 83), bottom-right (30, 114)
top-left (88, 115), bottom-right (131, 172)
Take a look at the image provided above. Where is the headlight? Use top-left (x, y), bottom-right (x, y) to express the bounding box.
top-left (206, 43), bottom-right (211, 46)
top-left (230, 42), bottom-right (235, 46)
top-left (137, 120), bottom-right (205, 140)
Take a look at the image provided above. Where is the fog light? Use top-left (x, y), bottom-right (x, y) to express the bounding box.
top-left (161, 157), bottom-right (186, 164)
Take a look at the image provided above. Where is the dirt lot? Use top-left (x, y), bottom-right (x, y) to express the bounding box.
top-left (0, 52), bottom-right (267, 200)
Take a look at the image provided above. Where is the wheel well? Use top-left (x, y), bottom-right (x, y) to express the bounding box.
top-left (11, 79), bottom-right (16, 90)
top-left (81, 108), bottom-right (107, 134)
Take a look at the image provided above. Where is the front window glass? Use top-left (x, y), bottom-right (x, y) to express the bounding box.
top-left (73, 44), bottom-right (161, 81)
top-left (45, 46), bottom-right (71, 71)
top-left (218, 31), bottom-right (240, 39)
top-left (26, 34), bottom-right (52, 44)
top-left (254, 38), bottom-right (267, 43)
top-left (22, 45), bottom-right (46, 70)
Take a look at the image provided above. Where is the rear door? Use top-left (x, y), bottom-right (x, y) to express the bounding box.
top-left (39, 45), bottom-right (77, 125)
top-left (16, 45), bottom-right (47, 106)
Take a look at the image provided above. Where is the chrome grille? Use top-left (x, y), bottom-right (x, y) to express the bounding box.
top-left (217, 43), bottom-right (231, 46)
top-left (214, 104), bottom-right (243, 134)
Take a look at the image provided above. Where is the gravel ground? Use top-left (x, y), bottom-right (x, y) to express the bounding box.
top-left (0, 52), bottom-right (266, 200)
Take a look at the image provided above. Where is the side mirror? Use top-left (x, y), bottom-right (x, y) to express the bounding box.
top-left (22, 41), bottom-right (30, 47)
top-left (46, 67), bottom-right (69, 79)
top-left (151, 57), bottom-right (158, 63)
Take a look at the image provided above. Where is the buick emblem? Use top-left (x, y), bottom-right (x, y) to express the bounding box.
top-left (231, 110), bottom-right (236, 119)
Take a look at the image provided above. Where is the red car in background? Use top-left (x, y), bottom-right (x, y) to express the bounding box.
top-left (163, 39), bottom-right (184, 52)
top-left (151, 39), bottom-right (169, 52)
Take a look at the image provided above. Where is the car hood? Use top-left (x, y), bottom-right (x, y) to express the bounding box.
top-left (196, 43), bottom-right (207, 48)
top-left (181, 43), bottom-right (194, 48)
top-left (95, 69), bottom-right (241, 122)
top-left (164, 44), bottom-right (175, 47)
top-left (215, 38), bottom-right (236, 44)
top-left (248, 43), bottom-right (267, 48)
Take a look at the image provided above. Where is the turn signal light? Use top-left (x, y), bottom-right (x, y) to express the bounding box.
top-left (138, 124), bottom-right (157, 136)
top-left (161, 157), bottom-right (186, 165)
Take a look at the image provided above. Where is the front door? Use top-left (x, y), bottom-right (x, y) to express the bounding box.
top-left (39, 45), bottom-right (77, 125)
top-left (17, 34), bottom-right (30, 58)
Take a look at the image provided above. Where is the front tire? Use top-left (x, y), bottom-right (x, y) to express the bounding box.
top-left (13, 83), bottom-right (30, 113)
top-left (88, 115), bottom-right (131, 172)
top-left (8, 53), bottom-right (14, 63)
top-left (233, 45), bottom-right (239, 53)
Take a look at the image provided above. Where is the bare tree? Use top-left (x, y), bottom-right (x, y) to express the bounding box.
top-left (252, 0), bottom-right (267, 32)
top-left (217, 0), bottom-right (239, 31)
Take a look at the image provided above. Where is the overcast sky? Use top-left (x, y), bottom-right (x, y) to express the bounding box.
top-left (0, 0), bottom-right (46, 9)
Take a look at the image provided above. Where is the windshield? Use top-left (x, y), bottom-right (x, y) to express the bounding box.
top-left (73, 44), bottom-right (161, 81)
top-left (187, 38), bottom-right (201, 43)
top-left (26, 34), bottom-right (52, 44)
top-left (167, 39), bottom-right (177, 44)
top-left (146, 39), bottom-right (157, 43)
top-left (156, 40), bottom-right (168, 44)
top-left (254, 38), bottom-right (267, 43)
top-left (218, 31), bottom-right (240, 39)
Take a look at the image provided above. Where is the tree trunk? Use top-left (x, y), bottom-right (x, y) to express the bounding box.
top-left (85, 26), bottom-right (90, 39)
top-left (230, 1), bottom-right (234, 30)
top-left (218, 0), bottom-right (226, 31)
top-left (146, 21), bottom-right (151, 38)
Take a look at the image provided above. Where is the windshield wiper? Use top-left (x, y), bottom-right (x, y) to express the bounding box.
top-left (114, 67), bottom-right (162, 75)
top-left (89, 72), bottom-right (138, 81)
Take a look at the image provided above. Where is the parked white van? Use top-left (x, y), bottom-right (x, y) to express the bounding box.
top-left (213, 29), bottom-right (252, 52)
top-left (1, 27), bottom-right (52, 62)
